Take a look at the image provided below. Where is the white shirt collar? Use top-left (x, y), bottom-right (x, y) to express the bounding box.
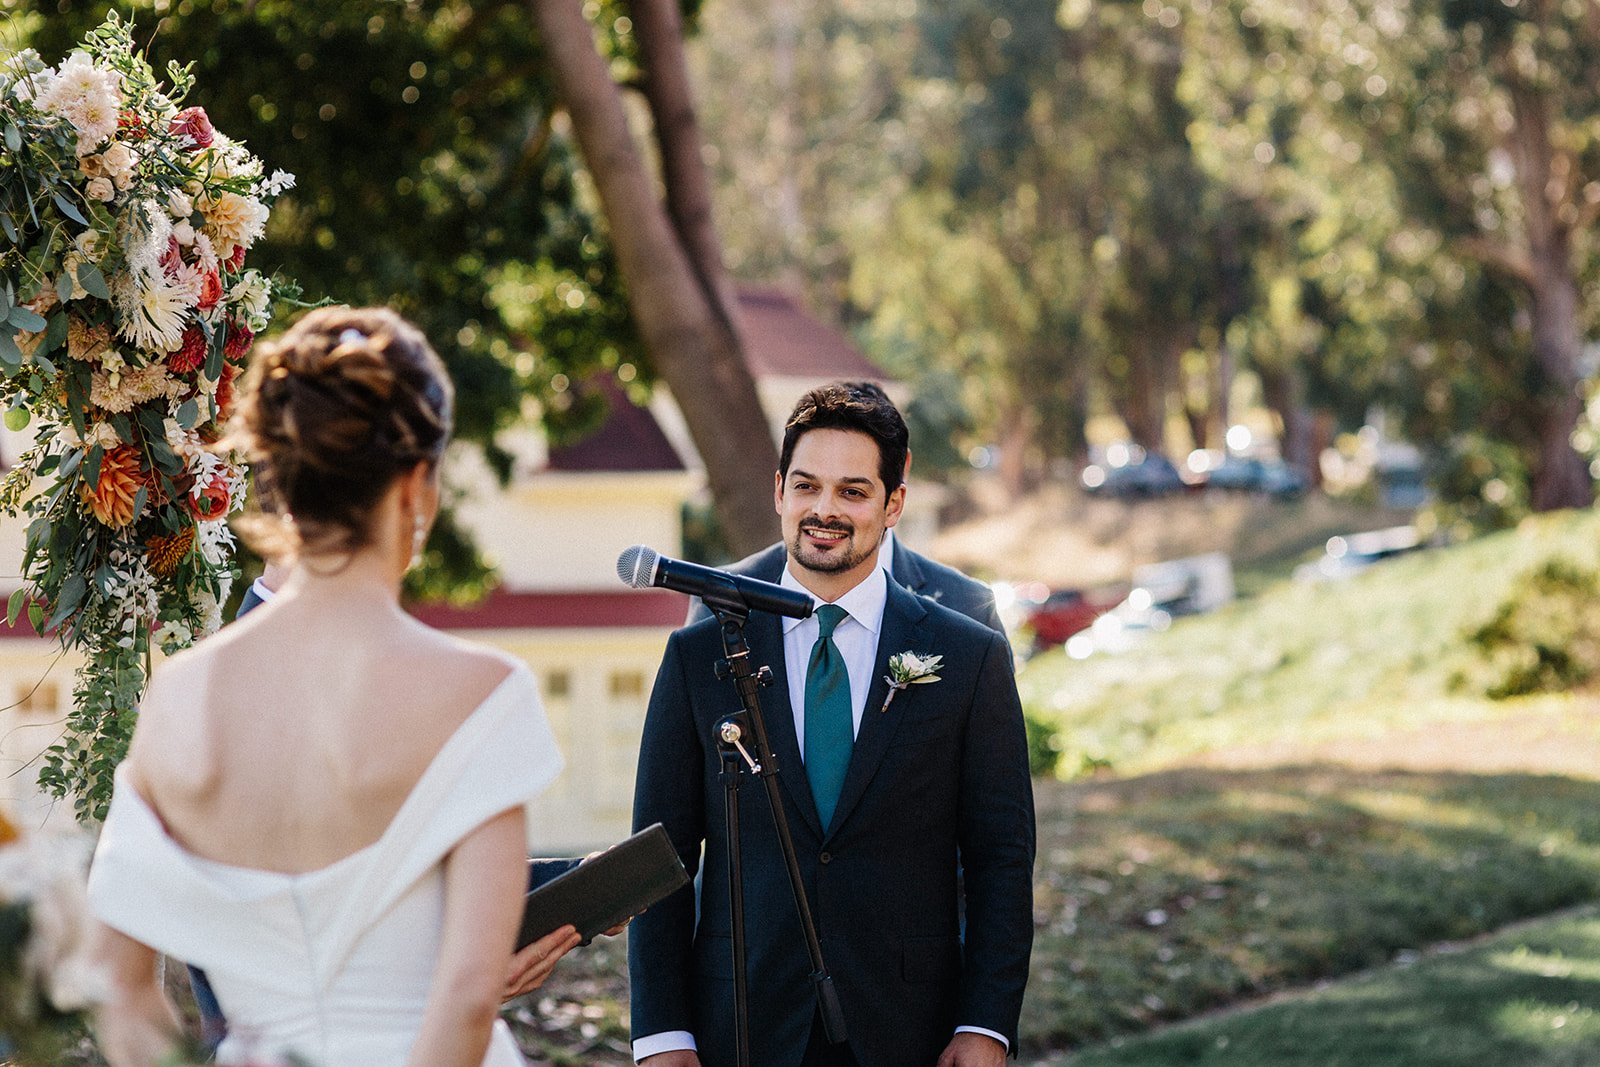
top-left (779, 557), bottom-right (889, 637)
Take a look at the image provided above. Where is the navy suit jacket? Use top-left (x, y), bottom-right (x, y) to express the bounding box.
top-left (630, 579), bottom-right (1035, 1067)
top-left (688, 539), bottom-right (1005, 636)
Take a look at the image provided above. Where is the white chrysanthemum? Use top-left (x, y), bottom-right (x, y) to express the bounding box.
top-left (229, 270), bottom-right (272, 330)
top-left (201, 191), bottom-right (268, 254)
top-left (37, 52), bottom-right (122, 154)
top-left (116, 276), bottom-right (190, 353)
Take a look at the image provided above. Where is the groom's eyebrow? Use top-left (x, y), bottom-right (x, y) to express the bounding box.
top-left (789, 469), bottom-right (875, 486)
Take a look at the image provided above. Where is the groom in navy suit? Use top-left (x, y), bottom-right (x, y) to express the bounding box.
top-left (686, 383), bottom-right (1003, 638)
top-left (630, 385), bottom-right (1035, 1067)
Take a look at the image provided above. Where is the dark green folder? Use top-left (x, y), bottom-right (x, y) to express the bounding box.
top-left (516, 822), bottom-right (689, 948)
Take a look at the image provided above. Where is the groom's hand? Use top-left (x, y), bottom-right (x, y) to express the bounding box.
top-left (935, 1032), bottom-right (1006, 1067)
top-left (503, 924), bottom-right (581, 1001)
top-left (640, 1053), bottom-right (701, 1067)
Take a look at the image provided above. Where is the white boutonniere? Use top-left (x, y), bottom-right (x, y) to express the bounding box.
top-left (881, 651), bottom-right (943, 712)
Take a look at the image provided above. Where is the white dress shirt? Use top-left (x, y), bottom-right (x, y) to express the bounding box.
top-left (633, 544), bottom-right (1009, 1061)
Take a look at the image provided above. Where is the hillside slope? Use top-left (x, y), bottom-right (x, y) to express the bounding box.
top-left (1019, 509), bottom-right (1600, 777)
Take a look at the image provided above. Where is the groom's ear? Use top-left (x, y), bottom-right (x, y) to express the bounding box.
top-left (883, 482), bottom-right (906, 529)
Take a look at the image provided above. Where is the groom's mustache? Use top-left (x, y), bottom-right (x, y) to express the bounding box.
top-left (801, 521), bottom-right (854, 535)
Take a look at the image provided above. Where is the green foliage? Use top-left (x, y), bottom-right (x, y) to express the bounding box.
top-left (1467, 558), bottom-right (1600, 700)
top-left (1024, 706), bottom-right (1063, 778)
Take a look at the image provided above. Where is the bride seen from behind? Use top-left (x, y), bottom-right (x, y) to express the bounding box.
top-left (86, 307), bottom-right (582, 1067)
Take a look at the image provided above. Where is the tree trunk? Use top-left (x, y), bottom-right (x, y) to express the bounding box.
top-left (1121, 343), bottom-right (1165, 452)
top-left (1258, 363), bottom-right (1313, 471)
top-left (535, 0), bottom-right (781, 554)
top-left (1506, 75), bottom-right (1593, 510)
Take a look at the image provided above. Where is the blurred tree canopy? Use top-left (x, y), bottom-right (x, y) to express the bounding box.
top-left (691, 0), bottom-right (1600, 520)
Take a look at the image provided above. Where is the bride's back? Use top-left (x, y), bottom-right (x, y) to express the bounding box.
top-left (91, 308), bottom-right (557, 1067)
top-left (128, 602), bottom-right (518, 876)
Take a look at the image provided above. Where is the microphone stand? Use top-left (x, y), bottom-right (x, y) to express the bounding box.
top-left (710, 604), bottom-right (847, 1067)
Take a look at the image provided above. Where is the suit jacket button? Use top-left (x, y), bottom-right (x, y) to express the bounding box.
top-left (819, 851), bottom-right (833, 864)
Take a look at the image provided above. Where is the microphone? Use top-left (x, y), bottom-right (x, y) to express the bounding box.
top-left (618, 545), bottom-right (815, 620)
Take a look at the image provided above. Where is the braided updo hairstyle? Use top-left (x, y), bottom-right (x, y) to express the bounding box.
top-left (235, 306), bottom-right (453, 559)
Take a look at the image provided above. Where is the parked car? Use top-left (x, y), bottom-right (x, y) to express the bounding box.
top-left (1293, 525), bottom-right (1427, 582)
top-left (1081, 445), bottom-right (1185, 498)
top-left (1065, 554), bottom-right (1235, 659)
top-left (1187, 452), bottom-right (1308, 498)
top-left (1024, 588), bottom-right (1104, 650)
top-left (1065, 588), bottom-right (1175, 659)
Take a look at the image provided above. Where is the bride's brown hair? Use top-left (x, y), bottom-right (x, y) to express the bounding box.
top-left (232, 306), bottom-right (453, 559)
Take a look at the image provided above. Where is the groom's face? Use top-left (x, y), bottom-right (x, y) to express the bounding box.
top-left (776, 428), bottom-right (905, 587)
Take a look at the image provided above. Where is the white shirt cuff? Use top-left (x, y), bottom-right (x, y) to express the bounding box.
top-left (633, 1031), bottom-right (697, 1062)
top-left (956, 1025), bottom-right (1010, 1050)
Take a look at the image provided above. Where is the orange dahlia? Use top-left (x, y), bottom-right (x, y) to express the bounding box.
top-left (0, 808), bottom-right (17, 846)
top-left (145, 526), bottom-right (196, 577)
top-left (80, 445), bottom-right (145, 528)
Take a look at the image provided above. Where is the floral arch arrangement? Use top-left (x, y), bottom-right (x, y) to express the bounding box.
top-left (0, 15), bottom-right (299, 820)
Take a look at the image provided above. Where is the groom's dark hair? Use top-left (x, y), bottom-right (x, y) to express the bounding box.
top-left (779, 381), bottom-right (908, 495)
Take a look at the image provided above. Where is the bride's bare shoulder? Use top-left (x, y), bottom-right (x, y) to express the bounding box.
top-left (405, 626), bottom-right (525, 705)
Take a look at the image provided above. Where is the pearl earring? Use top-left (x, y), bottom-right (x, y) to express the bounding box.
top-left (411, 513), bottom-right (426, 564)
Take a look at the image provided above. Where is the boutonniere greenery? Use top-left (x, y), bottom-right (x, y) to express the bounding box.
top-left (881, 651), bottom-right (943, 712)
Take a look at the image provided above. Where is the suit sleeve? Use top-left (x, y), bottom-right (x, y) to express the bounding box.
top-left (956, 629), bottom-right (1036, 1050)
top-left (628, 634), bottom-right (707, 1042)
top-left (234, 582), bottom-right (267, 620)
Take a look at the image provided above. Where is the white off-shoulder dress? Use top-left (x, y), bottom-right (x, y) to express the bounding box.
top-left (87, 664), bottom-right (563, 1067)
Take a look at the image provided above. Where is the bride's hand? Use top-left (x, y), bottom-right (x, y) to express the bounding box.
top-left (503, 924), bottom-right (582, 1001)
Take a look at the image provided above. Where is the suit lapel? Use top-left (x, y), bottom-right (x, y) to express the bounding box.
top-left (890, 536), bottom-right (929, 596)
top-left (825, 581), bottom-right (928, 841)
top-left (743, 609), bottom-right (824, 840)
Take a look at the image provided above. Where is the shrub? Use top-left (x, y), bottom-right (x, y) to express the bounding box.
top-left (1467, 557), bottom-right (1600, 699)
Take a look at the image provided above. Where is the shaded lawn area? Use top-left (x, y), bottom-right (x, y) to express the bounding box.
top-left (1021, 767), bottom-right (1600, 1057)
top-left (1043, 906), bottom-right (1600, 1067)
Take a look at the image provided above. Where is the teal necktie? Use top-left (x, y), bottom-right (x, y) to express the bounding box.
top-left (804, 604), bottom-right (853, 831)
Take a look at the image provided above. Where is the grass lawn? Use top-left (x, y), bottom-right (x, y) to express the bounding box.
top-left (1018, 509), bottom-right (1600, 777)
top-left (1037, 906), bottom-right (1600, 1066)
top-left (1020, 765), bottom-right (1600, 1056)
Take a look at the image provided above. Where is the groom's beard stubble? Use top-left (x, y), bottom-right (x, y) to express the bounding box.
top-left (789, 519), bottom-right (880, 576)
